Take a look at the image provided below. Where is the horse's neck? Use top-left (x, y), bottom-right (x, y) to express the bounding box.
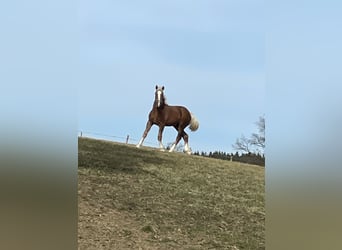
top-left (153, 103), bottom-right (166, 110)
top-left (153, 99), bottom-right (167, 109)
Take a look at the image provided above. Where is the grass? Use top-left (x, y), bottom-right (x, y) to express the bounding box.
top-left (78, 137), bottom-right (264, 249)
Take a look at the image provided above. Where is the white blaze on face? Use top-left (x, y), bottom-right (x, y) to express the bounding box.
top-left (157, 90), bottom-right (162, 107)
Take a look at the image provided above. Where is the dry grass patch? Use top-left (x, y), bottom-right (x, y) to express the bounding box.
top-left (78, 137), bottom-right (264, 249)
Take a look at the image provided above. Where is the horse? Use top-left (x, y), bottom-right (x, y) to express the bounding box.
top-left (136, 85), bottom-right (199, 154)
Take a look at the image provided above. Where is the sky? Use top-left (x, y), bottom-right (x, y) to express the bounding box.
top-left (1, 0), bottom-right (340, 166)
top-left (78, 0), bottom-right (265, 153)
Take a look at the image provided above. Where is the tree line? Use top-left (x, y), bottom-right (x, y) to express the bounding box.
top-left (192, 151), bottom-right (265, 166)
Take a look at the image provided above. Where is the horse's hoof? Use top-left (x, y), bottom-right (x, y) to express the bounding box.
top-left (160, 148), bottom-right (165, 152)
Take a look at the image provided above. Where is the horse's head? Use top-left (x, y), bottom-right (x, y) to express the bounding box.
top-left (155, 85), bottom-right (165, 108)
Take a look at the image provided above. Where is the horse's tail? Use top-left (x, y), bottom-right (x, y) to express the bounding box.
top-left (189, 113), bottom-right (199, 131)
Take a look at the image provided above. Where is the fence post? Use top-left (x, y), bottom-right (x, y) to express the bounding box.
top-left (126, 135), bottom-right (129, 144)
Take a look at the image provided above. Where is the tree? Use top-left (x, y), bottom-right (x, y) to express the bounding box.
top-left (232, 116), bottom-right (265, 154)
top-left (250, 116), bottom-right (265, 153)
top-left (232, 134), bottom-right (253, 153)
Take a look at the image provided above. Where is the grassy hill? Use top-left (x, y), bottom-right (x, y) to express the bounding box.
top-left (78, 137), bottom-right (265, 249)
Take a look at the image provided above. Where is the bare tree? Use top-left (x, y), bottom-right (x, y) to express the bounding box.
top-left (232, 134), bottom-right (252, 153)
top-left (250, 116), bottom-right (265, 151)
top-left (232, 116), bottom-right (265, 154)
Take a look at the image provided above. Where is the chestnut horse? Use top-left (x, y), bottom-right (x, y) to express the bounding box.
top-left (136, 85), bottom-right (199, 154)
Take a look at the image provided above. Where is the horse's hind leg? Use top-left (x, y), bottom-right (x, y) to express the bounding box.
top-left (173, 130), bottom-right (191, 154)
top-left (169, 126), bottom-right (187, 153)
top-left (136, 121), bottom-right (152, 148)
top-left (182, 131), bottom-right (192, 155)
top-left (169, 131), bottom-right (182, 152)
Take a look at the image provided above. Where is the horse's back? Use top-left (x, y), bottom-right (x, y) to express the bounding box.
top-left (166, 105), bottom-right (191, 125)
top-left (175, 105), bottom-right (191, 118)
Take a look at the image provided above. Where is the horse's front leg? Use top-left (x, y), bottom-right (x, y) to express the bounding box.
top-left (136, 121), bottom-right (152, 148)
top-left (158, 125), bottom-right (165, 151)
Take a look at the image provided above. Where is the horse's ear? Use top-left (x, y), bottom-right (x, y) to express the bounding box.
top-left (155, 85), bottom-right (158, 89)
top-left (162, 86), bottom-right (165, 90)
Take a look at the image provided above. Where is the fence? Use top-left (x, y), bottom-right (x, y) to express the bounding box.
top-left (78, 130), bottom-right (159, 147)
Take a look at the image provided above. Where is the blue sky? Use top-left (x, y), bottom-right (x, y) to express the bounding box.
top-left (78, 0), bottom-right (265, 153)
